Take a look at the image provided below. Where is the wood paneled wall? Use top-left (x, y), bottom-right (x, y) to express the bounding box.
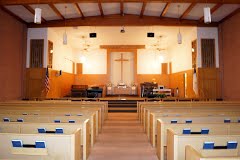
top-left (25, 68), bottom-right (45, 98)
top-left (169, 70), bottom-right (195, 98)
top-left (197, 68), bottom-right (221, 99)
top-left (47, 70), bottom-right (75, 98)
top-left (25, 68), bottom-right (75, 99)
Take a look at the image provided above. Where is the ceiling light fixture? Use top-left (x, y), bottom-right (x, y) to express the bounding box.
top-left (63, 6), bottom-right (67, 45)
top-left (34, 8), bottom-right (42, 24)
top-left (203, 6), bottom-right (211, 24)
top-left (177, 5), bottom-right (182, 44)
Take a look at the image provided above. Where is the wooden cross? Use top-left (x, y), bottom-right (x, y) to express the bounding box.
top-left (115, 53), bottom-right (129, 82)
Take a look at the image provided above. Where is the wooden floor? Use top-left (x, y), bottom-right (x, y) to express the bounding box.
top-left (88, 113), bottom-right (158, 160)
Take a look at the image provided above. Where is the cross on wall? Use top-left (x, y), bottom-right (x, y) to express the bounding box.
top-left (115, 53), bottom-right (129, 82)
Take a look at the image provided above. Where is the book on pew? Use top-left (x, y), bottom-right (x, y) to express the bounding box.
top-left (224, 119), bottom-right (231, 123)
top-left (183, 128), bottom-right (191, 134)
top-left (35, 141), bottom-right (46, 148)
top-left (65, 114), bottom-right (71, 116)
top-left (185, 120), bottom-right (192, 123)
top-left (227, 141), bottom-right (238, 149)
top-left (54, 120), bottom-right (61, 123)
top-left (203, 142), bottom-right (214, 149)
top-left (171, 120), bottom-right (177, 123)
top-left (56, 128), bottom-right (63, 134)
top-left (17, 118), bottom-right (24, 122)
top-left (201, 128), bottom-right (209, 134)
top-left (12, 140), bottom-right (23, 148)
top-left (38, 128), bottom-right (46, 133)
top-left (3, 118), bottom-right (10, 122)
top-left (22, 113), bottom-right (28, 115)
top-left (77, 114), bottom-right (83, 116)
top-left (69, 120), bottom-right (75, 123)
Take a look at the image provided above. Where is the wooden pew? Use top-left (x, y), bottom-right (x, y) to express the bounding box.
top-left (138, 101), bottom-right (240, 123)
top-left (156, 121), bottom-right (240, 160)
top-left (145, 108), bottom-right (240, 134)
top-left (167, 129), bottom-right (240, 160)
top-left (185, 145), bottom-right (240, 160)
top-left (149, 113), bottom-right (240, 147)
top-left (0, 100), bottom-right (108, 126)
top-left (0, 120), bottom-right (90, 160)
top-left (0, 128), bottom-right (81, 160)
top-left (142, 103), bottom-right (240, 127)
top-left (0, 113), bottom-right (97, 147)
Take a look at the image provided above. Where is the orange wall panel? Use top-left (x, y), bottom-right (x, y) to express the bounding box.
top-left (0, 9), bottom-right (27, 101)
top-left (219, 12), bottom-right (240, 100)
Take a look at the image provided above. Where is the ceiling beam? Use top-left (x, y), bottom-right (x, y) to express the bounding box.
top-left (199, 3), bottom-right (223, 21)
top-left (0, 6), bottom-right (27, 24)
top-left (73, 3), bottom-right (84, 19)
top-left (120, 0), bottom-right (124, 15)
top-left (23, 5), bottom-right (46, 22)
top-left (219, 7), bottom-right (240, 23)
top-left (160, 3), bottom-right (171, 17)
top-left (49, 3), bottom-right (65, 19)
top-left (140, 2), bottom-right (147, 18)
top-left (179, 3), bottom-right (196, 19)
top-left (28, 14), bottom-right (218, 28)
top-left (1, 0), bottom-right (240, 5)
top-left (98, 1), bottom-right (104, 17)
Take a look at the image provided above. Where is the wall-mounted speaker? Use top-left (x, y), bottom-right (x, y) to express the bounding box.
top-left (89, 33), bottom-right (97, 38)
top-left (147, 32), bottom-right (154, 38)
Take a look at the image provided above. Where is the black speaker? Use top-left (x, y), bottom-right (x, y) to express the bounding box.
top-left (89, 33), bottom-right (97, 38)
top-left (147, 32), bottom-right (154, 37)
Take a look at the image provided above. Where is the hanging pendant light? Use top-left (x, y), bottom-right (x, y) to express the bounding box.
top-left (177, 29), bottom-right (182, 44)
top-left (63, 6), bottom-right (67, 45)
top-left (203, 7), bottom-right (211, 24)
top-left (177, 5), bottom-right (182, 44)
top-left (34, 8), bottom-right (42, 24)
top-left (63, 32), bottom-right (67, 45)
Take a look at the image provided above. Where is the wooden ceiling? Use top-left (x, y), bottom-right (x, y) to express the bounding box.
top-left (0, 0), bottom-right (239, 27)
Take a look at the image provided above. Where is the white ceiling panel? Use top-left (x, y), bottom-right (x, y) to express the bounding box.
top-left (54, 3), bottom-right (81, 19)
top-left (102, 3), bottom-right (120, 15)
top-left (30, 4), bottom-right (61, 21)
top-left (5, 5), bottom-right (33, 22)
top-left (144, 3), bottom-right (166, 17)
top-left (185, 3), bottom-right (216, 20)
top-left (164, 3), bottom-right (191, 18)
top-left (79, 3), bottom-right (100, 17)
top-left (124, 3), bottom-right (143, 15)
top-left (212, 4), bottom-right (240, 22)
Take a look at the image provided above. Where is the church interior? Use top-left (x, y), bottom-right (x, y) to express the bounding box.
top-left (0, 0), bottom-right (240, 159)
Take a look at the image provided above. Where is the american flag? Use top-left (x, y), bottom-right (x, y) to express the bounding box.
top-left (45, 68), bottom-right (50, 93)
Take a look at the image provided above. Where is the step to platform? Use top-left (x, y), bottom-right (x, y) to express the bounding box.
top-left (107, 100), bottom-right (139, 113)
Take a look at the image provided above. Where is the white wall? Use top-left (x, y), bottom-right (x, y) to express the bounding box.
top-left (168, 27), bottom-right (197, 73)
top-left (48, 28), bottom-right (74, 73)
top-left (197, 27), bottom-right (219, 68)
top-left (73, 48), bottom-right (107, 74)
top-left (137, 49), bottom-right (170, 74)
top-left (26, 28), bottom-right (48, 68)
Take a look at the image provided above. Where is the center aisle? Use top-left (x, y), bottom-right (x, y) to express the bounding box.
top-left (88, 113), bottom-right (158, 160)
